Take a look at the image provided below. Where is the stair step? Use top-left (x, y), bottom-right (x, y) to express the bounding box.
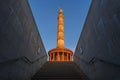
top-left (31, 62), bottom-right (89, 80)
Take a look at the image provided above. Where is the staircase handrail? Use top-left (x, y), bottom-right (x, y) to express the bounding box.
top-left (74, 56), bottom-right (120, 67)
top-left (0, 55), bottom-right (47, 65)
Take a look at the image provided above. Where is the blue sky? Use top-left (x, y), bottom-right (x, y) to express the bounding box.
top-left (28, 0), bottom-right (92, 53)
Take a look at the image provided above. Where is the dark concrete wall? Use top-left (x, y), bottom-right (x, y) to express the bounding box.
top-left (0, 0), bottom-right (47, 80)
top-left (74, 0), bottom-right (120, 80)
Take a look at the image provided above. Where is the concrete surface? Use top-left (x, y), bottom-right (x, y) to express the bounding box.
top-left (0, 0), bottom-right (47, 80)
top-left (74, 0), bottom-right (120, 80)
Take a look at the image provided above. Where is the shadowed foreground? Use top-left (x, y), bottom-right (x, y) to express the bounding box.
top-left (31, 62), bottom-right (89, 80)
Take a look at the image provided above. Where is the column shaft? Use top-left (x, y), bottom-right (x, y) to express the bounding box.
top-left (62, 52), bottom-right (64, 61)
top-left (67, 53), bottom-right (68, 61)
top-left (53, 53), bottom-right (55, 61)
top-left (49, 53), bottom-right (51, 61)
top-left (58, 52), bottom-right (60, 61)
top-left (70, 54), bottom-right (72, 61)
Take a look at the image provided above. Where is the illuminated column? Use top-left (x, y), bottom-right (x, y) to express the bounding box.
top-left (67, 53), bottom-right (68, 61)
top-left (50, 53), bottom-right (52, 61)
top-left (62, 52), bottom-right (64, 61)
top-left (57, 9), bottom-right (64, 48)
top-left (51, 53), bottom-right (52, 61)
top-left (49, 54), bottom-right (51, 61)
top-left (70, 54), bottom-right (72, 61)
top-left (68, 53), bottom-right (70, 61)
top-left (48, 9), bottom-right (73, 62)
top-left (56, 52), bottom-right (59, 61)
top-left (56, 53), bottom-right (58, 61)
top-left (58, 53), bottom-right (60, 61)
top-left (53, 53), bottom-right (55, 61)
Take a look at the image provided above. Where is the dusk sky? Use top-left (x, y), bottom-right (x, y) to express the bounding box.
top-left (28, 0), bottom-right (92, 53)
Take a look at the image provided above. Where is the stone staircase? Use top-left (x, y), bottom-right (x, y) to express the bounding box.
top-left (31, 62), bottom-right (89, 80)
